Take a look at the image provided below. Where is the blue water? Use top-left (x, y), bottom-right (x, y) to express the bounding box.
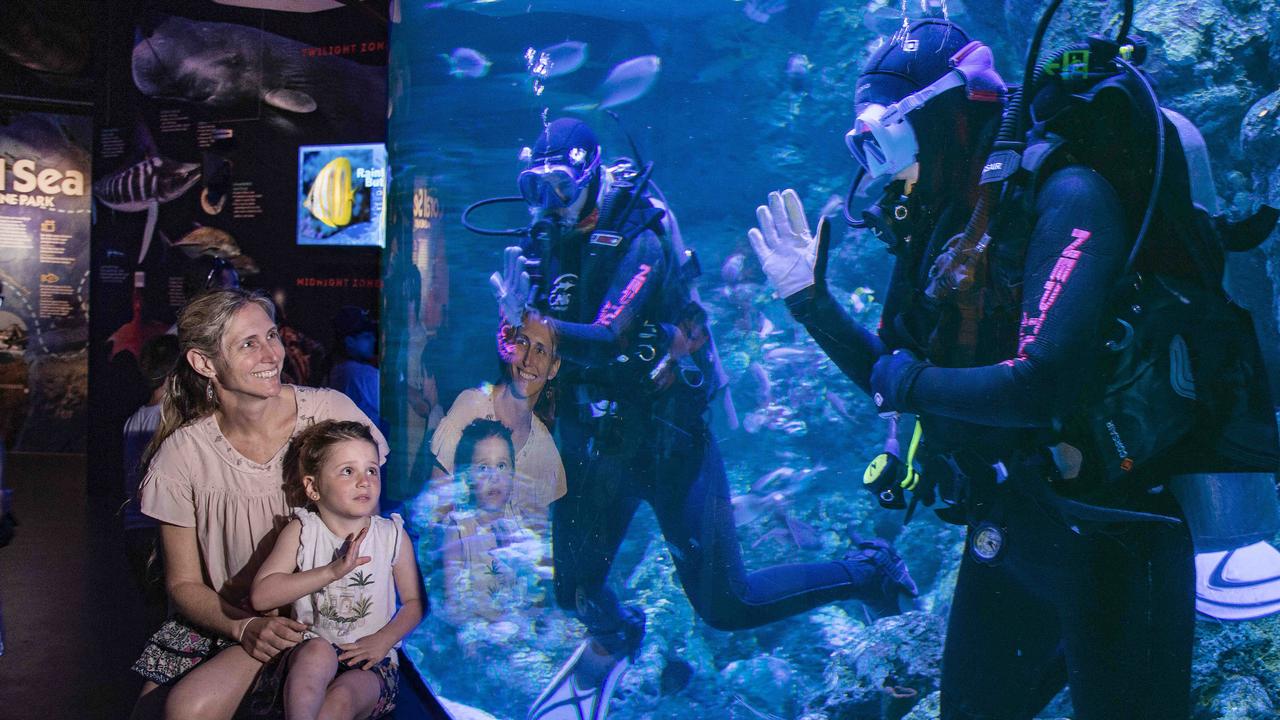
top-left (382, 2), bottom-right (1280, 718)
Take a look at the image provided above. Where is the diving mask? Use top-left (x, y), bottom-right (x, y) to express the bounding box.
top-left (517, 146), bottom-right (601, 210)
top-left (845, 41), bottom-right (1005, 179)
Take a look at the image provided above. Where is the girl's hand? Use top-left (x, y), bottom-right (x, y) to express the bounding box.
top-left (327, 526), bottom-right (371, 582)
top-left (240, 616), bottom-right (307, 662)
top-left (337, 633), bottom-right (394, 670)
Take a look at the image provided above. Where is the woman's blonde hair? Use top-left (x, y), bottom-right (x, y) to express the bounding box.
top-left (282, 420), bottom-right (378, 508)
top-left (142, 288), bottom-right (276, 469)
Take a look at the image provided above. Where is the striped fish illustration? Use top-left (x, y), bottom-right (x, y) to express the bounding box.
top-left (304, 156), bottom-right (355, 228)
top-left (93, 155), bottom-right (200, 212)
top-left (94, 155), bottom-right (200, 264)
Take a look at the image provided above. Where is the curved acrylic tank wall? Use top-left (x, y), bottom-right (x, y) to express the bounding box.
top-left (382, 2), bottom-right (1280, 717)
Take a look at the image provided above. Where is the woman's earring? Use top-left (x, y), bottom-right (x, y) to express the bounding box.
top-left (206, 380), bottom-right (214, 401)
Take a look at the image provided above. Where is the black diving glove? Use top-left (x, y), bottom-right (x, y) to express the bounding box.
top-left (870, 349), bottom-right (930, 416)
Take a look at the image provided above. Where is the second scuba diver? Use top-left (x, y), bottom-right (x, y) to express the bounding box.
top-left (485, 118), bottom-right (919, 720)
top-left (749, 16), bottom-right (1280, 720)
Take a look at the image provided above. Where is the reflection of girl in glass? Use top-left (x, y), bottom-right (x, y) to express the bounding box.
top-left (441, 420), bottom-right (532, 622)
top-left (427, 312), bottom-right (566, 529)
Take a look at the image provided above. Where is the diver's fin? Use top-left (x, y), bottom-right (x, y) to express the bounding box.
top-left (1195, 541), bottom-right (1280, 621)
top-left (1219, 206), bottom-right (1279, 252)
top-left (527, 641), bottom-right (630, 720)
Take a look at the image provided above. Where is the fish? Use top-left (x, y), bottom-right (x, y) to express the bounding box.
top-left (444, 48), bottom-right (491, 79)
top-left (864, 5), bottom-right (912, 37)
top-left (532, 41), bottom-right (588, 79)
top-left (745, 361), bottom-right (772, 409)
top-left (763, 346), bottom-right (808, 363)
top-left (721, 252), bottom-right (747, 284)
top-left (569, 55), bottom-right (660, 111)
top-left (173, 226), bottom-right (241, 259)
top-left (819, 193), bottom-right (844, 219)
top-left (437, 0), bottom-right (722, 22)
top-left (849, 286), bottom-right (876, 313)
top-left (751, 466), bottom-right (796, 493)
top-left (784, 514), bottom-right (822, 549)
top-left (750, 526), bottom-right (791, 549)
top-left (131, 16), bottom-right (385, 136)
top-left (0, 0), bottom-right (91, 75)
top-left (93, 156), bottom-right (200, 213)
top-left (108, 274), bottom-right (169, 360)
top-left (228, 254), bottom-right (261, 275)
top-left (732, 490), bottom-right (790, 526)
top-left (304, 156), bottom-right (355, 228)
top-left (212, 0), bottom-right (346, 10)
top-left (826, 390), bottom-right (858, 424)
top-left (95, 155), bottom-right (201, 263)
top-left (743, 0), bottom-right (787, 24)
top-left (785, 53), bottom-right (810, 91)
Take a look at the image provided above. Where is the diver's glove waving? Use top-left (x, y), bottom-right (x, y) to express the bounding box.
top-left (489, 246), bottom-right (537, 328)
top-left (748, 189), bottom-right (832, 299)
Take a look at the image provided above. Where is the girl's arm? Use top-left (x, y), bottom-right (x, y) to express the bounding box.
top-left (251, 520), bottom-right (371, 612)
top-left (339, 530), bottom-right (426, 669)
top-left (161, 523), bottom-right (306, 661)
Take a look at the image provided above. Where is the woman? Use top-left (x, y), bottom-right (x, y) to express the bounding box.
top-left (129, 289), bottom-right (386, 720)
top-left (427, 312), bottom-right (565, 525)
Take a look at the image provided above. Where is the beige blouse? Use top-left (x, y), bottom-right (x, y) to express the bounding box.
top-left (429, 385), bottom-right (567, 518)
top-left (140, 386), bottom-right (388, 607)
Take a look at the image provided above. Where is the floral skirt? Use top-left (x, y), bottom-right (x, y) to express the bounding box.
top-left (132, 615), bottom-right (234, 686)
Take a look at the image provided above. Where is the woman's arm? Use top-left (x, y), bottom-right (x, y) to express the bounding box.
top-left (161, 522), bottom-right (252, 637)
top-left (251, 520), bottom-right (370, 612)
top-left (338, 530), bottom-right (426, 669)
top-left (161, 523), bottom-right (308, 661)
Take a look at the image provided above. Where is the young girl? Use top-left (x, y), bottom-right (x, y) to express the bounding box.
top-left (441, 419), bottom-right (540, 623)
top-left (252, 420), bottom-right (423, 720)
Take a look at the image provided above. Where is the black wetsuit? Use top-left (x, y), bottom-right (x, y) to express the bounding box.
top-left (788, 166), bottom-right (1194, 719)
top-left (529, 206), bottom-right (890, 651)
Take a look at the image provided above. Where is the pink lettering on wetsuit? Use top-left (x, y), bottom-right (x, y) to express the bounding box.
top-left (595, 263), bottom-right (652, 327)
top-left (1005, 228), bottom-right (1091, 365)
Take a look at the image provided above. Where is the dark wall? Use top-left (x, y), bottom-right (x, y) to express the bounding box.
top-left (83, 0), bottom-right (387, 497)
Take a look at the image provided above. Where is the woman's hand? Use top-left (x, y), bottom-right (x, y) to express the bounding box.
top-left (239, 616), bottom-right (307, 662)
top-left (337, 633), bottom-right (395, 670)
top-left (326, 526), bottom-right (371, 582)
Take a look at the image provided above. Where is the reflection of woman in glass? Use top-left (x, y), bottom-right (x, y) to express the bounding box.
top-left (441, 420), bottom-right (534, 622)
top-left (428, 313), bottom-right (565, 528)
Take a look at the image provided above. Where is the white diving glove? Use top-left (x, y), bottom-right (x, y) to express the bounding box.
top-left (747, 188), bottom-right (830, 299)
top-left (489, 246), bottom-right (537, 328)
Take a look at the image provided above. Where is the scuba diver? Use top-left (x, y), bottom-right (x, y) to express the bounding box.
top-left (480, 118), bottom-right (919, 720)
top-left (748, 11), bottom-right (1279, 720)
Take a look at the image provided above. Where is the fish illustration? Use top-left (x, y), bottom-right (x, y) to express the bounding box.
top-left (443, 48), bottom-right (491, 79)
top-left (532, 41), bottom-right (588, 79)
top-left (94, 155), bottom-right (201, 263)
top-left (228, 254), bottom-right (261, 275)
top-left (568, 55), bottom-right (660, 111)
top-left (0, 1), bottom-right (91, 75)
top-left (107, 272), bottom-right (169, 361)
top-left (212, 0), bottom-right (347, 11)
top-left (173, 226), bottom-right (241, 259)
top-left (94, 156), bottom-right (201, 213)
top-left (304, 156), bottom-right (355, 228)
top-left (131, 16), bottom-right (385, 136)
